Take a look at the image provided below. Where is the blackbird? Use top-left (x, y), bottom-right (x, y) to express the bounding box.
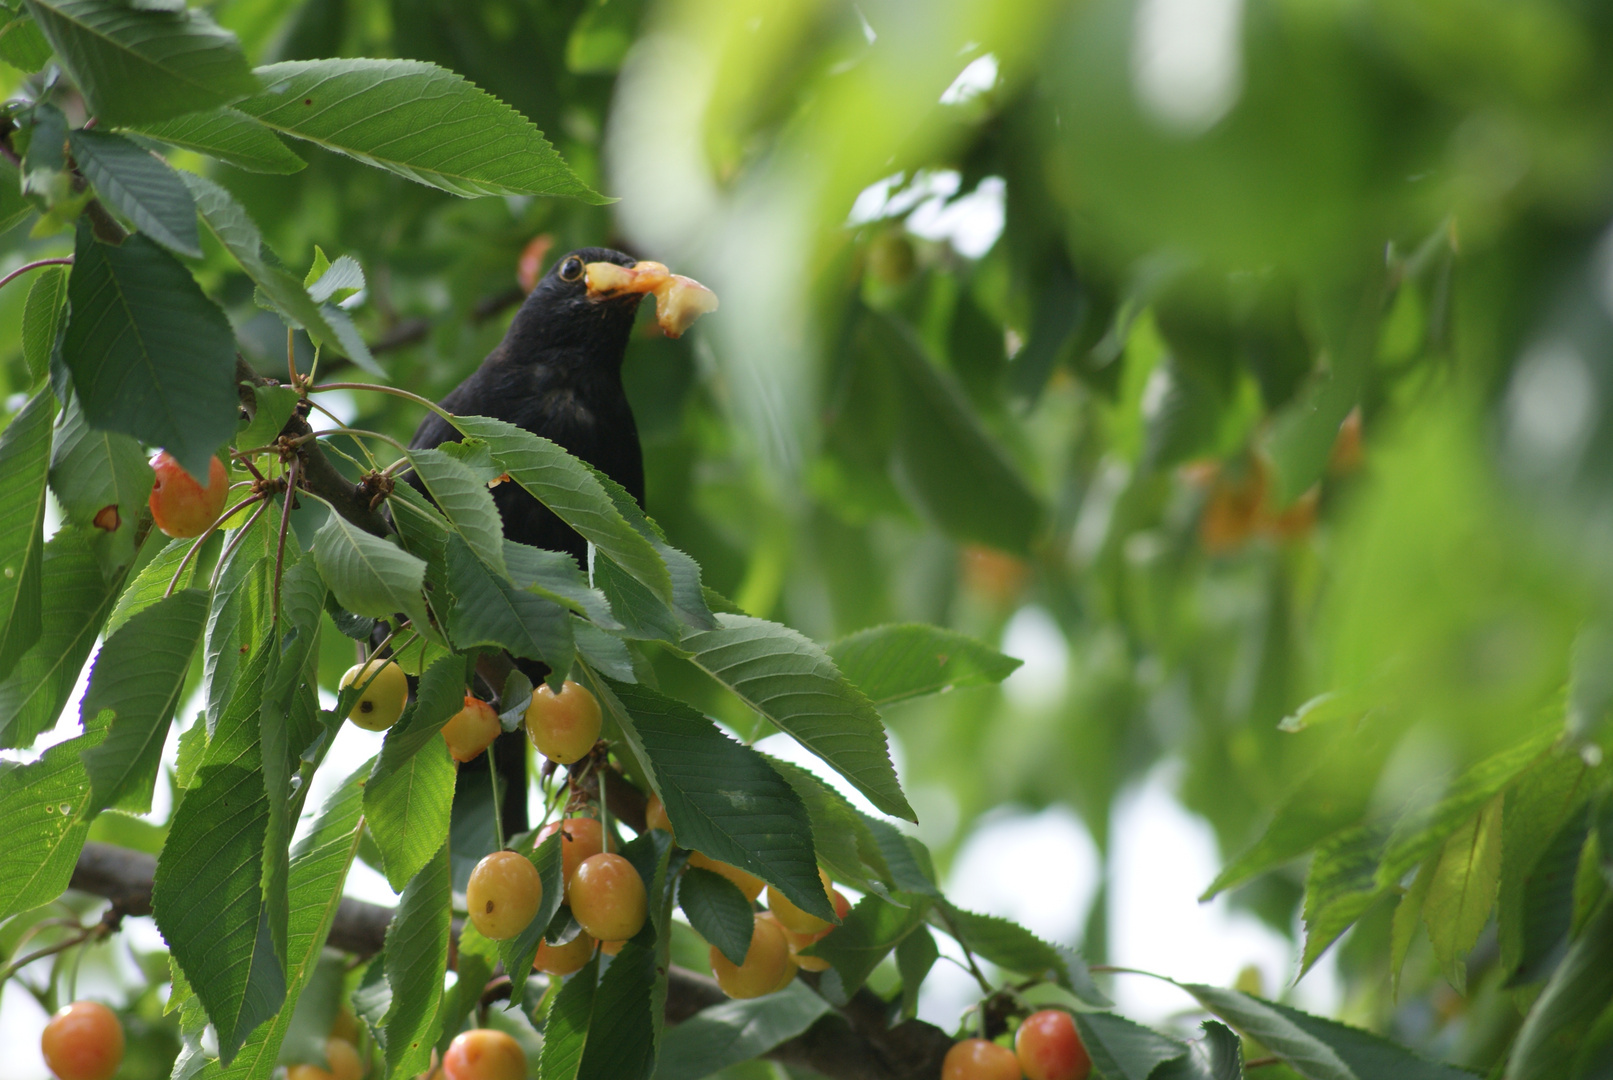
top-left (404, 247), bottom-right (715, 837)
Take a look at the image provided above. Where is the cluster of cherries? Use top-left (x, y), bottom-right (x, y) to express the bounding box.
top-left (944, 1010), bottom-right (1092, 1080)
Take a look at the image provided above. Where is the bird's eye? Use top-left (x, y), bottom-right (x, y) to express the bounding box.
top-left (559, 256), bottom-right (584, 282)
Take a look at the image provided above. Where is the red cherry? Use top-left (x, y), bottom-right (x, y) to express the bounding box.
top-left (1016, 1010), bottom-right (1090, 1080)
top-left (148, 451), bottom-right (229, 538)
top-left (942, 1038), bottom-right (1021, 1080)
top-left (40, 1001), bottom-right (124, 1080)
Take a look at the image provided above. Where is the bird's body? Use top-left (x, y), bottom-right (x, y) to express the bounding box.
top-left (409, 247), bottom-right (647, 566)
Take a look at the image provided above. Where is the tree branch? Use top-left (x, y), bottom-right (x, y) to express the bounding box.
top-left (67, 842), bottom-right (952, 1079)
top-left (234, 357), bottom-right (393, 538)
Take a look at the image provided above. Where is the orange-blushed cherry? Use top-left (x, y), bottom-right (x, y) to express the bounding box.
top-left (782, 889), bottom-right (850, 971)
top-left (466, 851), bottom-right (543, 941)
top-left (148, 451), bottom-right (229, 539)
top-left (524, 679), bottom-right (601, 764)
top-left (442, 695), bottom-right (502, 762)
top-left (1016, 1009), bottom-right (1090, 1080)
top-left (330, 1006), bottom-right (361, 1044)
top-left (943, 1038), bottom-right (1022, 1080)
top-left (569, 852), bottom-right (647, 942)
top-left (442, 1029), bottom-right (525, 1080)
top-left (535, 930), bottom-right (597, 975)
top-left (687, 851), bottom-right (764, 901)
top-left (766, 867), bottom-right (835, 935)
top-left (41, 1001), bottom-right (124, 1080)
top-left (599, 938), bottom-right (625, 956)
top-left (536, 817), bottom-right (614, 897)
top-left (340, 659), bottom-right (408, 732)
top-left (710, 914), bottom-right (791, 999)
top-left (644, 793), bottom-right (673, 836)
top-left (286, 1037), bottom-right (365, 1080)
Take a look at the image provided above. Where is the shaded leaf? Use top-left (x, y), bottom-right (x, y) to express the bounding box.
top-left (48, 391), bottom-right (152, 565)
top-left (20, 264), bottom-right (66, 382)
top-left (311, 511), bottom-right (429, 630)
top-left (68, 128), bottom-right (199, 257)
top-left (445, 532), bottom-right (574, 678)
top-left (539, 953), bottom-right (598, 1080)
top-left (801, 891), bottom-right (929, 994)
top-left (364, 657), bottom-right (461, 890)
top-left (679, 867), bottom-right (754, 966)
top-left (0, 389), bottom-right (54, 684)
top-left (1073, 1012), bottom-right (1187, 1080)
top-left (237, 59), bottom-right (602, 200)
top-left (122, 107), bottom-right (305, 174)
top-left (382, 843), bottom-right (452, 1079)
top-left (651, 980), bottom-right (830, 1080)
top-left (24, 0), bottom-right (259, 125)
top-left (64, 226), bottom-right (236, 480)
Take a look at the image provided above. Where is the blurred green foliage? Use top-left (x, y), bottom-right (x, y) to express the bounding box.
top-left (3, 0), bottom-right (1613, 1075)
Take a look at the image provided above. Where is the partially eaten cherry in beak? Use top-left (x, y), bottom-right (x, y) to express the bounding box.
top-left (585, 259), bottom-right (719, 338)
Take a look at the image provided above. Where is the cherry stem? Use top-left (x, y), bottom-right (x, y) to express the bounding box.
top-left (305, 425), bottom-right (408, 456)
top-left (0, 256), bottom-right (73, 293)
top-left (164, 492), bottom-right (264, 598)
top-left (1245, 1058), bottom-right (1280, 1069)
top-left (487, 737), bottom-right (505, 852)
top-left (312, 381), bottom-right (454, 421)
top-left (272, 456), bottom-right (299, 625)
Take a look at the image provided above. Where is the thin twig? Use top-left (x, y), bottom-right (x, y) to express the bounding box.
top-left (487, 739), bottom-right (505, 852)
top-left (209, 498), bottom-right (271, 592)
top-left (163, 493), bottom-right (264, 598)
top-left (0, 256), bottom-right (73, 292)
top-left (312, 381), bottom-right (455, 422)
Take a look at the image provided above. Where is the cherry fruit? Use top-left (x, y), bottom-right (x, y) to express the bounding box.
top-left (1016, 1009), bottom-right (1090, 1080)
top-left (766, 867), bottom-right (836, 935)
top-left (687, 851), bottom-right (764, 901)
top-left (534, 931), bottom-right (596, 976)
top-left (442, 1029), bottom-right (525, 1080)
top-left (340, 659), bottom-right (408, 731)
top-left (524, 679), bottom-right (601, 764)
top-left (942, 1039), bottom-right (1021, 1080)
top-left (149, 451), bottom-right (229, 539)
top-left (569, 852), bottom-right (647, 942)
top-left (536, 817), bottom-right (614, 897)
top-left (710, 914), bottom-right (791, 999)
top-left (466, 851), bottom-right (543, 941)
top-left (644, 793), bottom-right (673, 836)
top-left (40, 1001), bottom-right (124, 1080)
top-left (442, 695), bottom-right (501, 762)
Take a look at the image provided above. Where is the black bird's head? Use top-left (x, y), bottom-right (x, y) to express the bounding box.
top-left (502, 247), bottom-right (719, 377)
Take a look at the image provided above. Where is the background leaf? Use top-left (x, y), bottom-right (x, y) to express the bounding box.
top-left (828, 623), bottom-right (1021, 706)
top-left (68, 128), bottom-right (200, 257)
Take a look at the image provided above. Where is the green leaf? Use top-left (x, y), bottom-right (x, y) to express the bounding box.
top-left (23, 0), bottom-right (259, 126)
top-left (587, 459), bottom-right (717, 634)
top-left (578, 936), bottom-right (658, 1080)
top-left (451, 415), bottom-right (671, 601)
top-left (153, 647), bottom-right (285, 1064)
top-left (863, 311), bottom-right (1044, 556)
top-left (504, 540), bottom-right (619, 628)
top-left (0, 389), bottom-right (54, 684)
top-left (1073, 1012), bottom-right (1187, 1080)
top-left (48, 391), bottom-right (152, 561)
top-left (68, 128), bottom-right (199, 257)
top-left (679, 867), bottom-right (755, 966)
top-left (409, 446), bottom-right (507, 577)
top-left (209, 760), bottom-right (369, 1079)
top-left (1301, 822), bottom-right (1389, 974)
top-left (1152, 1022), bottom-right (1247, 1080)
top-left (1506, 900), bottom-right (1613, 1080)
top-left (565, 0), bottom-right (644, 74)
top-left (382, 843), bottom-right (452, 1079)
top-left (1499, 752), bottom-right (1589, 985)
top-left (364, 657), bottom-right (461, 891)
top-left (202, 514), bottom-right (275, 727)
top-left (1390, 854), bottom-right (1437, 999)
top-left (539, 953), bottom-right (598, 1080)
top-left (0, 12), bottom-right (52, 72)
top-left (828, 623), bottom-right (1021, 706)
top-left (0, 719), bottom-right (106, 920)
top-left (801, 892), bottom-right (929, 994)
top-left (445, 532), bottom-right (574, 677)
top-left (682, 614), bottom-right (914, 821)
top-left (759, 753), bottom-right (890, 895)
top-left (179, 171), bottom-right (381, 375)
top-left (589, 675), bottom-right (831, 922)
top-left (493, 828), bottom-right (566, 1007)
top-left (939, 904), bottom-right (1110, 1006)
top-left (236, 59), bottom-right (603, 200)
top-left (64, 226), bottom-right (236, 480)
top-left (21, 264), bottom-right (66, 382)
top-left (305, 252), bottom-right (362, 304)
top-left (440, 924), bottom-right (499, 1055)
top-left (0, 527), bottom-right (129, 749)
top-left (894, 925), bottom-right (938, 1020)
top-left (651, 980), bottom-right (830, 1080)
top-left (79, 588), bottom-right (207, 815)
top-left (1184, 984), bottom-right (1479, 1080)
top-left (311, 511), bottom-right (429, 630)
top-left (1423, 794), bottom-right (1503, 994)
top-left (238, 383), bottom-right (300, 453)
top-left (121, 107), bottom-right (305, 174)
